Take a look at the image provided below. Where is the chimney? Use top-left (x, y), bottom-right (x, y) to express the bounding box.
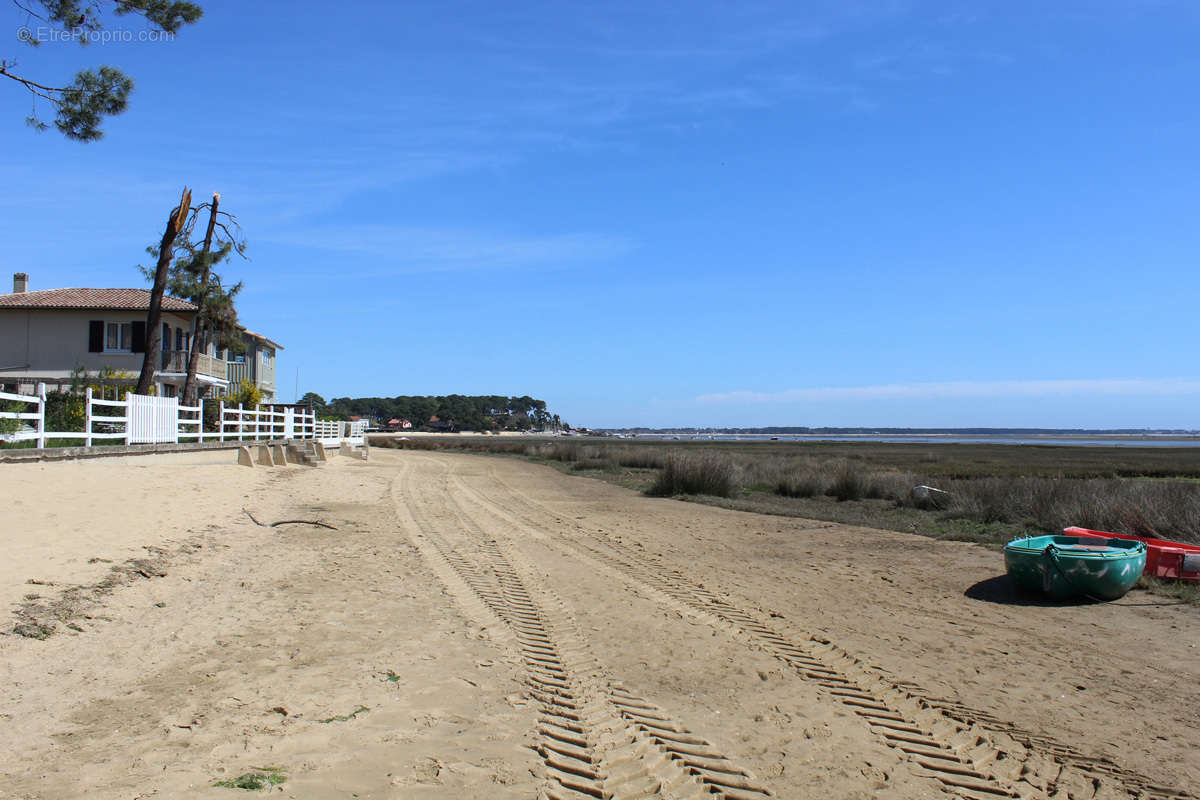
top-left (12, 273), bottom-right (28, 293)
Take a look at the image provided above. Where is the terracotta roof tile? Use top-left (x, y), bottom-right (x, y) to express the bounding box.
top-left (241, 327), bottom-right (284, 350)
top-left (0, 288), bottom-right (196, 312)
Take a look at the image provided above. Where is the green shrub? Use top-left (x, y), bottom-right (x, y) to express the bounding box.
top-left (0, 400), bottom-right (23, 437)
top-left (226, 378), bottom-right (263, 409)
top-left (44, 391), bottom-right (84, 433)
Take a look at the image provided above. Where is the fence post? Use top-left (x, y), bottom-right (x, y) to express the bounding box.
top-left (237, 402), bottom-right (244, 441)
top-left (85, 387), bottom-right (93, 448)
top-left (124, 392), bottom-right (133, 446)
top-left (35, 382), bottom-right (46, 449)
top-left (218, 399), bottom-right (225, 441)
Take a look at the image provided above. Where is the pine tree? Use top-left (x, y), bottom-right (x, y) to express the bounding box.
top-left (3, 1), bottom-right (202, 141)
top-left (138, 191), bottom-right (247, 401)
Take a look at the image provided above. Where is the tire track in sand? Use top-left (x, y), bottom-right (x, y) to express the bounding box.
top-left (391, 458), bottom-right (773, 800)
top-left (455, 459), bottom-right (1191, 800)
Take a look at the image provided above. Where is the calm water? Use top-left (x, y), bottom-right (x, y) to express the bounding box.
top-left (628, 434), bottom-right (1200, 447)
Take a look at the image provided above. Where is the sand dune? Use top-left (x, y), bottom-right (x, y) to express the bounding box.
top-left (0, 449), bottom-right (1195, 798)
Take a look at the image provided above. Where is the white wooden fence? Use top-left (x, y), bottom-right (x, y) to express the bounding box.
top-left (0, 384), bottom-right (356, 450)
top-left (313, 419), bottom-right (367, 448)
top-left (214, 403), bottom-right (317, 442)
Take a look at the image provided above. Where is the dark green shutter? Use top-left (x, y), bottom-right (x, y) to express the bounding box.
top-left (131, 321), bottom-right (146, 353)
top-left (88, 321), bottom-right (103, 353)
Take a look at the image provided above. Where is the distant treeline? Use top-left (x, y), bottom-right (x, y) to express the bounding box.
top-left (304, 393), bottom-right (560, 432)
top-left (601, 427), bottom-right (1199, 435)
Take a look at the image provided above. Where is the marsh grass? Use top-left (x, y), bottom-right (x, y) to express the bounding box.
top-left (647, 451), bottom-right (734, 497)
top-left (612, 447), bottom-right (667, 469)
top-left (366, 436), bottom-right (1200, 546)
top-left (1136, 575), bottom-right (1200, 603)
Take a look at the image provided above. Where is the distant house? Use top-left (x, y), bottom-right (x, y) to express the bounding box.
top-left (0, 272), bottom-right (282, 401)
top-left (428, 414), bottom-right (454, 432)
top-left (386, 418), bottom-right (413, 431)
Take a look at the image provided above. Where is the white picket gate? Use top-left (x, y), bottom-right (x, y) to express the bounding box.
top-left (126, 394), bottom-right (179, 444)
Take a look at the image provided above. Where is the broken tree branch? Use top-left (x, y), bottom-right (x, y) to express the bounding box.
top-left (242, 509), bottom-right (336, 530)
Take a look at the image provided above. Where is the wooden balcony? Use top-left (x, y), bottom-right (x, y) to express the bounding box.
top-left (227, 356), bottom-right (275, 389)
top-left (160, 350), bottom-right (225, 380)
top-left (226, 360), bottom-right (251, 386)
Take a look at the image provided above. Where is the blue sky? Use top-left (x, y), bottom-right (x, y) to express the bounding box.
top-left (3, 1), bottom-right (1199, 428)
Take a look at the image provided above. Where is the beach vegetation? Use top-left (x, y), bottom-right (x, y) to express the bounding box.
top-left (318, 705), bottom-right (370, 724)
top-left (213, 766), bottom-right (286, 791)
top-left (647, 451), bottom-right (735, 497)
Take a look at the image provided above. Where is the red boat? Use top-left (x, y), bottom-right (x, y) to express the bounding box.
top-left (1064, 526), bottom-right (1200, 583)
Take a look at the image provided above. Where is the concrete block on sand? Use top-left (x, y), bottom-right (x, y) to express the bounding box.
top-left (257, 445), bottom-right (275, 466)
top-left (270, 444), bottom-right (287, 465)
top-left (313, 441), bottom-right (327, 462)
top-left (237, 446), bottom-right (254, 468)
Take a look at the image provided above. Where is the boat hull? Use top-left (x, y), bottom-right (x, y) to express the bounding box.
top-left (1003, 535), bottom-right (1147, 601)
top-left (1064, 526), bottom-right (1200, 583)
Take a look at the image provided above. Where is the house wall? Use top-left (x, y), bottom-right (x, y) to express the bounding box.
top-left (0, 309), bottom-right (196, 380)
top-left (248, 341), bottom-right (276, 391)
top-left (223, 336), bottom-right (277, 401)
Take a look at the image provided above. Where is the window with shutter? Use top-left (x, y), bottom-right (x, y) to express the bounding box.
top-left (103, 322), bottom-right (133, 352)
top-left (88, 321), bottom-right (104, 353)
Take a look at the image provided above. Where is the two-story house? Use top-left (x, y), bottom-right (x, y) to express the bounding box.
top-left (0, 273), bottom-right (281, 401)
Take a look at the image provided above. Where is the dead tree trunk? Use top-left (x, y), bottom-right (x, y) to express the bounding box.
top-left (182, 192), bottom-right (220, 405)
top-left (135, 187), bottom-right (192, 396)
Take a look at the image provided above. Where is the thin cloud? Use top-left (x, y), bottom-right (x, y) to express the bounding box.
top-left (698, 379), bottom-right (1200, 404)
top-left (262, 225), bottom-right (637, 272)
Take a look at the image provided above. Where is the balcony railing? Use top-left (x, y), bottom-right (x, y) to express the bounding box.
top-left (160, 350), bottom-right (225, 380)
top-left (226, 360), bottom-right (251, 386)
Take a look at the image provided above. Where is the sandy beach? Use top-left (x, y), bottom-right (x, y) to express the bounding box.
top-left (1, 448), bottom-right (1196, 799)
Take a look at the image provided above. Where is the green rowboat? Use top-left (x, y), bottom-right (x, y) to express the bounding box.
top-left (1003, 535), bottom-right (1147, 601)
